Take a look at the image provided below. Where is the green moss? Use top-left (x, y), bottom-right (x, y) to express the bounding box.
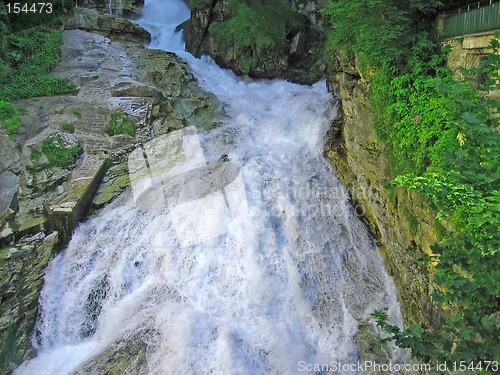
top-left (403, 207), bottom-right (419, 237)
top-left (29, 146), bottom-right (41, 163)
top-left (105, 112), bottom-right (136, 137)
top-left (0, 325), bottom-right (21, 375)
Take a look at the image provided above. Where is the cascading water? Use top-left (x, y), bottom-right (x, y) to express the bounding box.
top-left (16, 1), bottom-right (409, 374)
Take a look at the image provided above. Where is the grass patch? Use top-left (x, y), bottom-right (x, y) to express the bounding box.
top-left (30, 146), bottom-right (42, 163)
top-left (0, 25), bottom-right (77, 101)
top-left (105, 112), bottom-right (136, 137)
top-left (0, 100), bottom-right (20, 134)
top-left (41, 138), bottom-right (81, 168)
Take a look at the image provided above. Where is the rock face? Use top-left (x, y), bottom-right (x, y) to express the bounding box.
top-left (0, 7), bottom-right (222, 371)
top-left (324, 53), bottom-right (440, 327)
top-left (185, 0), bottom-right (326, 84)
top-left (0, 232), bottom-right (59, 375)
top-left (0, 129), bottom-right (21, 227)
top-left (65, 7), bottom-right (150, 43)
top-left (442, 32), bottom-right (499, 95)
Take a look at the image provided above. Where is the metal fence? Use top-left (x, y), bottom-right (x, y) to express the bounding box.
top-left (442, 1), bottom-right (500, 37)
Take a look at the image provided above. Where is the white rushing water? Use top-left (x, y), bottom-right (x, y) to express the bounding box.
top-left (16, 1), bottom-right (408, 374)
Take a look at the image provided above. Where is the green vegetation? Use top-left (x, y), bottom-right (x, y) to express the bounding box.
top-left (323, 0), bottom-right (499, 366)
top-left (105, 112), bottom-right (137, 137)
top-left (0, 1), bottom-right (76, 135)
top-left (0, 24), bottom-right (76, 101)
top-left (29, 146), bottom-right (41, 163)
top-left (206, 0), bottom-right (305, 74)
top-left (0, 99), bottom-right (20, 134)
top-left (40, 137), bottom-right (81, 168)
top-left (62, 122), bottom-right (75, 133)
top-left (29, 135), bottom-right (82, 170)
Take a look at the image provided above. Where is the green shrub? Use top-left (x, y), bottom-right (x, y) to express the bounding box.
top-left (208, 0), bottom-right (305, 74)
top-left (0, 21), bottom-right (77, 101)
top-left (29, 146), bottom-right (41, 162)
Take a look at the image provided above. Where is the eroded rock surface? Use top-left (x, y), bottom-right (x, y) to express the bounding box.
top-left (324, 50), bottom-right (440, 327)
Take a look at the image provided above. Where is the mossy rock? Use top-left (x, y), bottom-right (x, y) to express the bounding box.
top-left (75, 330), bottom-right (159, 374)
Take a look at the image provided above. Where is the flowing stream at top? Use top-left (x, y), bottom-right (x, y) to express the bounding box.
top-left (16, 1), bottom-right (407, 373)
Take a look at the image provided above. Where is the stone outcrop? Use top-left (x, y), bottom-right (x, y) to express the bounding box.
top-left (74, 330), bottom-right (159, 375)
top-left (65, 7), bottom-right (150, 43)
top-left (441, 32), bottom-right (499, 96)
top-left (0, 129), bottom-right (21, 229)
top-left (324, 53), bottom-right (440, 327)
top-left (185, 0), bottom-right (326, 84)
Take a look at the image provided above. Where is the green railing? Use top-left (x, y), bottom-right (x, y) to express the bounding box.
top-left (443, 1), bottom-right (500, 38)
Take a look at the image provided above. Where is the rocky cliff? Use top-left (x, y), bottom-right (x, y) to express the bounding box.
top-left (323, 53), bottom-right (440, 328)
top-left (185, 0), bottom-right (327, 84)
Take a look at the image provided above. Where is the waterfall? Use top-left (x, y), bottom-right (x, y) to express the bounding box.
top-left (15, 1), bottom-right (408, 374)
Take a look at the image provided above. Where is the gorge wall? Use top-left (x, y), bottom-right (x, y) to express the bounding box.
top-left (323, 55), bottom-right (440, 328)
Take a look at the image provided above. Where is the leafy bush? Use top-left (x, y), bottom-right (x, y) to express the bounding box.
top-left (0, 26), bottom-right (77, 101)
top-left (2, 0), bottom-right (73, 32)
top-left (62, 122), bottom-right (75, 133)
